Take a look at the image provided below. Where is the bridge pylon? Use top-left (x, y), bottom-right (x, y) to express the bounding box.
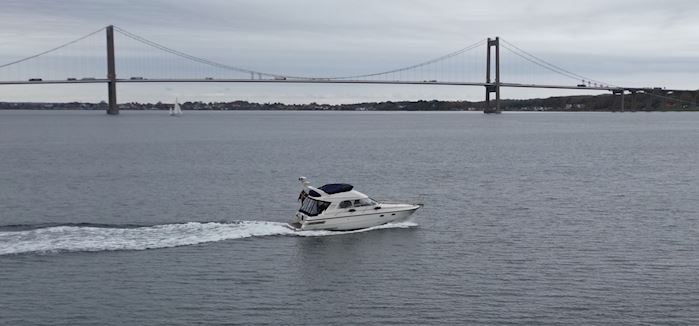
top-left (106, 25), bottom-right (118, 115)
top-left (484, 37), bottom-right (501, 114)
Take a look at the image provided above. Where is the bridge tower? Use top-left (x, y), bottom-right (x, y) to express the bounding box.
top-left (484, 37), bottom-right (501, 114)
top-left (106, 25), bottom-right (118, 115)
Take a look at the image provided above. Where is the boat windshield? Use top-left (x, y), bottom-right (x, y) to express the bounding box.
top-left (353, 198), bottom-right (377, 207)
top-left (299, 197), bottom-right (331, 216)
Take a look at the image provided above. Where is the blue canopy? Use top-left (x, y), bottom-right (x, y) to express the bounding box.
top-left (319, 183), bottom-right (353, 194)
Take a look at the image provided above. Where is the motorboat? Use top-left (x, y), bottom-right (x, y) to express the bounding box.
top-left (288, 177), bottom-right (421, 231)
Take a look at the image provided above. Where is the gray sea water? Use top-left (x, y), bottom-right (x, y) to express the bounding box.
top-left (1, 110), bottom-right (698, 325)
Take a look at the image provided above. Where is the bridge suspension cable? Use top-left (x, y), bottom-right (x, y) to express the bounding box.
top-left (114, 26), bottom-right (486, 82)
top-left (500, 38), bottom-right (617, 88)
top-left (0, 27), bottom-right (106, 70)
top-left (320, 39), bottom-right (487, 80)
top-left (113, 26), bottom-right (286, 79)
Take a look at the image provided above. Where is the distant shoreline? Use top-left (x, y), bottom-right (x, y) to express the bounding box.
top-left (1, 91), bottom-right (698, 112)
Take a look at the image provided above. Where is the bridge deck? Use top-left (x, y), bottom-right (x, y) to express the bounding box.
top-left (0, 78), bottom-right (625, 91)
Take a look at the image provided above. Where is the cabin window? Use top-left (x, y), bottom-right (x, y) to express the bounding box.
top-left (353, 198), bottom-right (376, 207)
top-left (339, 201), bottom-right (352, 209)
top-left (299, 198), bottom-right (330, 216)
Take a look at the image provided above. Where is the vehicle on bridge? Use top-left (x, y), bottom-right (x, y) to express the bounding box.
top-left (67, 78), bottom-right (77, 81)
top-left (130, 77), bottom-right (145, 80)
top-left (28, 78), bottom-right (42, 82)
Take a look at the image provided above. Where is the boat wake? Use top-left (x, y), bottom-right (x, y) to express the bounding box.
top-left (0, 220), bottom-right (417, 256)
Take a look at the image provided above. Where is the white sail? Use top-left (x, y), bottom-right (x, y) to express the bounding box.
top-left (170, 98), bottom-right (182, 116)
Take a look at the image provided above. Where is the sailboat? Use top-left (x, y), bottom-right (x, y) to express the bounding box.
top-left (170, 98), bottom-right (182, 116)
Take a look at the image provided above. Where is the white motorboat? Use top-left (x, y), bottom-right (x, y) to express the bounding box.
top-left (289, 177), bottom-right (420, 231)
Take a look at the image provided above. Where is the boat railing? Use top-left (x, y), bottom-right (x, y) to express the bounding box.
top-left (376, 199), bottom-right (424, 207)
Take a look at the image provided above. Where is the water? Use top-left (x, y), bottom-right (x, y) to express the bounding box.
top-left (1, 110), bottom-right (698, 325)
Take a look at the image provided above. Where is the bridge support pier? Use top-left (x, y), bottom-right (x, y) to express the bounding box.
top-left (613, 89), bottom-right (626, 112)
top-left (484, 37), bottom-right (501, 114)
top-left (621, 90), bottom-right (625, 112)
top-left (106, 25), bottom-right (118, 115)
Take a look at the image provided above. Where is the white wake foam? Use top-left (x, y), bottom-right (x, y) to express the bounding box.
top-left (0, 221), bottom-right (417, 255)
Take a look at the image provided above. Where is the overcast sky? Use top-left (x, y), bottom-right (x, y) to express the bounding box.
top-left (1, 0), bottom-right (698, 104)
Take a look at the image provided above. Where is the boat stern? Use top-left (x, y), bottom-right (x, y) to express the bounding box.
top-left (288, 211), bottom-right (305, 230)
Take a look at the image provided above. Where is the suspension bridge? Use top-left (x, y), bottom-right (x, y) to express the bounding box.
top-left (0, 25), bottom-right (683, 114)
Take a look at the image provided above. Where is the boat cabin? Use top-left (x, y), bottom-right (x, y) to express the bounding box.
top-left (299, 183), bottom-right (378, 216)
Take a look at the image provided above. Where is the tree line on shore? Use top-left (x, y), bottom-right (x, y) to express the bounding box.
top-left (1, 90), bottom-right (697, 111)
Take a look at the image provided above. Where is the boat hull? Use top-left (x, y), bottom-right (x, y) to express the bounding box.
top-left (290, 205), bottom-right (419, 231)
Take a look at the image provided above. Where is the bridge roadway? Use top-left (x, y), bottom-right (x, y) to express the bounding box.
top-left (1, 78), bottom-right (685, 95)
top-left (0, 78), bottom-right (622, 91)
